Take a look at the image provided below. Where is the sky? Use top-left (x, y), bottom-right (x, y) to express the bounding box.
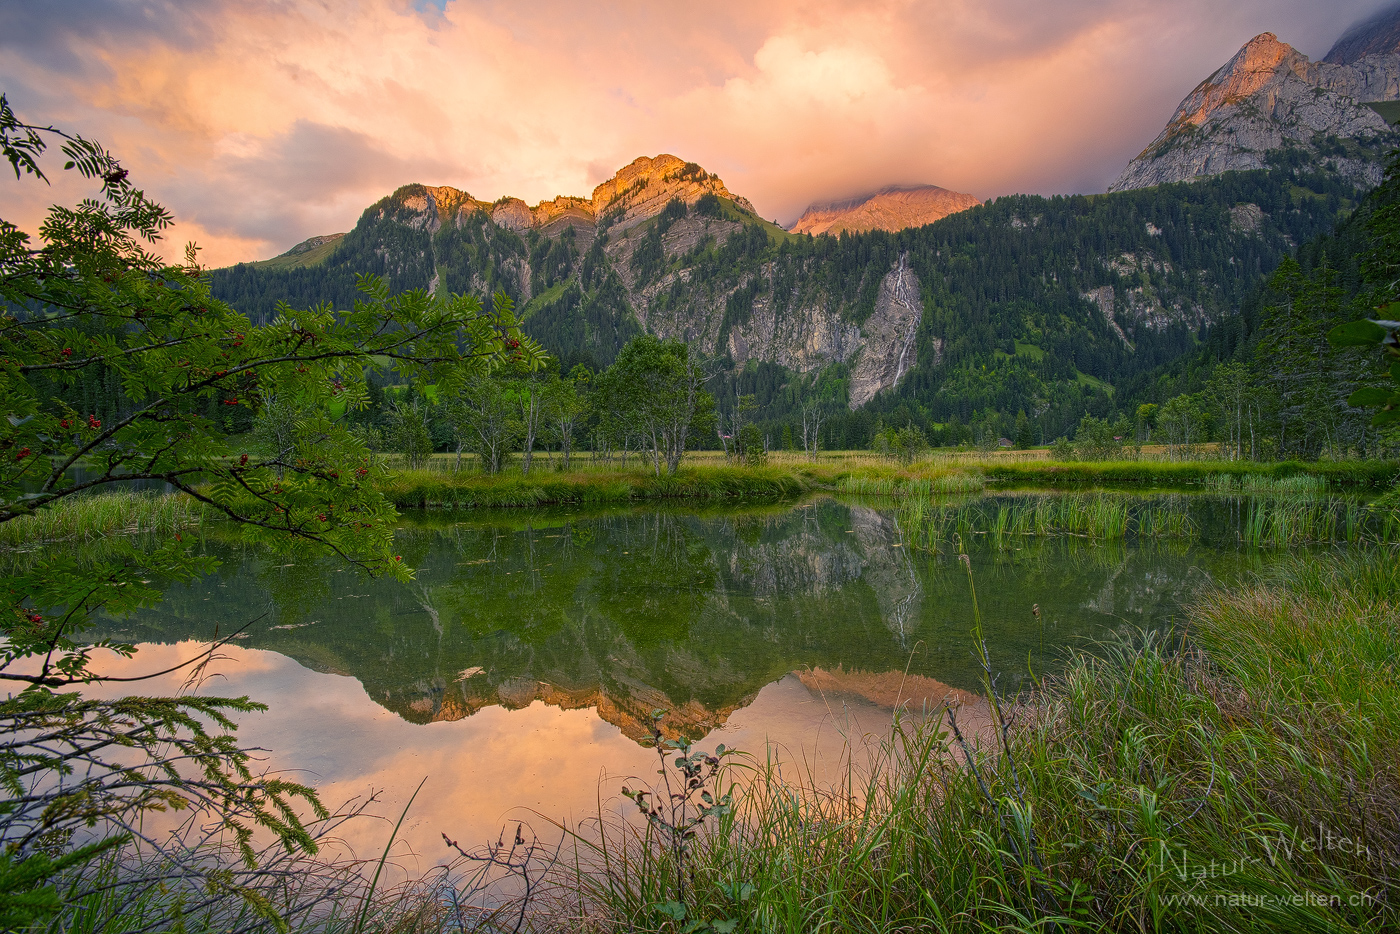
top-left (2, 0), bottom-right (1396, 266)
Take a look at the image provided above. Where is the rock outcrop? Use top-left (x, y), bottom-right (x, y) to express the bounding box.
top-left (589, 154), bottom-right (756, 231)
top-left (276, 232), bottom-right (344, 257)
top-left (790, 185), bottom-right (980, 235)
top-left (1110, 25), bottom-right (1400, 192)
top-left (848, 253), bottom-right (924, 408)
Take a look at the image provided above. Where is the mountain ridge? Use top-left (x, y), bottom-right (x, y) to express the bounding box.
top-left (789, 185), bottom-right (982, 236)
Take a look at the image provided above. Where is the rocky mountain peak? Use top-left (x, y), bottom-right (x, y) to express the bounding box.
top-left (1110, 28), bottom-right (1399, 193)
top-left (1158, 33), bottom-right (1307, 140)
top-left (790, 185), bottom-right (981, 236)
top-left (369, 155), bottom-right (754, 240)
top-left (589, 154), bottom-right (756, 231)
top-left (1325, 5), bottom-right (1400, 64)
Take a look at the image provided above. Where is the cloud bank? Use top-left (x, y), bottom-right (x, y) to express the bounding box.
top-left (1, 0), bottom-right (1391, 265)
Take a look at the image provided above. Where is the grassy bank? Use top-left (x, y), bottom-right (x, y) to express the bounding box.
top-left (375, 463), bottom-right (818, 509)
top-left (0, 489), bottom-right (204, 548)
top-left (982, 458), bottom-right (1400, 488)
top-left (375, 459), bottom-right (992, 509)
top-left (561, 547), bottom-right (1400, 931)
top-left (372, 455), bottom-right (1400, 512)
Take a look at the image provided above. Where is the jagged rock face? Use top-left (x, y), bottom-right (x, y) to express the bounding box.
top-left (489, 196), bottom-right (534, 231)
top-left (375, 154), bottom-right (754, 239)
top-left (291, 154), bottom-right (935, 406)
top-left (603, 211), bottom-right (922, 403)
top-left (589, 154), bottom-right (756, 232)
top-left (1081, 249), bottom-right (1206, 338)
top-left (270, 151), bottom-right (940, 406)
top-left (622, 221), bottom-right (863, 371)
top-left (1111, 31), bottom-right (1400, 192)
top-left (790, 185), bottom-right (981, 235)
top-left (530, 195), bottom-right (595, 230)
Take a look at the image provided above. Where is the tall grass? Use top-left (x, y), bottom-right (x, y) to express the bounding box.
top-left (1238, 496), bottom-right (1388, 547)
top-left (894, 492), bottom-right (1194, 552)
top-left (557, 546), bottom-right (1400, 931)
top-left (836, 470), bottom-right (986, 496)
top-left (0, 490), bottom-right (205, 547)
top-left (1205, 472), bottom-right (1331, 494)
top-left (984, 458), bottom-right (1399, 488)
top-left (375, 455), bottom-right (1399, 513)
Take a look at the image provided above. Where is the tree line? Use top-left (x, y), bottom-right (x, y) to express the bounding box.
top-left (331, 322), bottom-right (737, 476)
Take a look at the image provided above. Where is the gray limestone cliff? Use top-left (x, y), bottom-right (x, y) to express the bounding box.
top-left (362, 156), bottom-right (928, 407)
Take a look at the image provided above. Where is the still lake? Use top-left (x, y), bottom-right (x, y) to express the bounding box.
top-left (86, 492), bottom-right (1280, 864)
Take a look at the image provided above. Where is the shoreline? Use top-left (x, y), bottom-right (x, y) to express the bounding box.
top-left (375, 457), bottom-right (1400, 510)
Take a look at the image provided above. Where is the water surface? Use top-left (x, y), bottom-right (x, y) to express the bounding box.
top-left (89, 493), bottom-right (1273, 859)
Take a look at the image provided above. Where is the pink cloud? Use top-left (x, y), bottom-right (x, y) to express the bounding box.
top-left (1, 0), bottom-right (1392, 266)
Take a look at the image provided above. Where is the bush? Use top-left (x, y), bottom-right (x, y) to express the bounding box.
top-left (1073, 413), bottom-right (1132, 460)
top-left (738, 423), bottom-right (767, 466)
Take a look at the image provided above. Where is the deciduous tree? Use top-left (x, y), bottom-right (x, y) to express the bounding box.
top-left (0, 97), bottom-right (542, 923)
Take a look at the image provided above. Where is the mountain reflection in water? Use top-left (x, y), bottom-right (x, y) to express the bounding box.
top-left (100, 497), bottom-right (1240, 742)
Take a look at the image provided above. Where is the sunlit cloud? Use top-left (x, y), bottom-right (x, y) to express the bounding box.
top-left (1, 0), bottom-right (1391, 265)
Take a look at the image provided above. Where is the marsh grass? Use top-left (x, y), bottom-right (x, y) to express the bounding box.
top-left (0, 490), bottom-right (206, 548)
top-left (894, 492), bottom-right (1194, 552)
top-left (1238, 495), bottom-right (1398, 547)
top-left (377, 464), bottom-right (814, 509)
top-left (376, 456), bottom-right (1398, 515)
top-left (836, 470), bottom-right (986, 496)
top-left (554, 547), bottom-right (1400, 932)
top-left (1204, 472), bottom-right (1333, 495)
top-left (984, 459), bottom-right (1399, 488)
top-left (380, 458), bottom-right (996, 510)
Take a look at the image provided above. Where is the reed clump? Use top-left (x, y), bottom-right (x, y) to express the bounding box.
top-left (894, 492), bottom-right (1195, 551)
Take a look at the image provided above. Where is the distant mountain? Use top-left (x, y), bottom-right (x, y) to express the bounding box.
top-left (789, 185), bottom-right (981, 236)
top-left (1324, 3), bottom-right (1400, 64)
top-left (1110, 20), bottom-right (1400, 192)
